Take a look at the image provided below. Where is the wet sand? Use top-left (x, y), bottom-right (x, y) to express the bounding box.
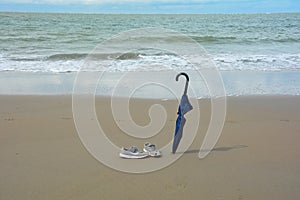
top-left (0, 95), bottom-right (300, 200)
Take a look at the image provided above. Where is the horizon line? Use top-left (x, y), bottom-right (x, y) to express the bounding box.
top-left (1, 11), bottom-right (299, 15)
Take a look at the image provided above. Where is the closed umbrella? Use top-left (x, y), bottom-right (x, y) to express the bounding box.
top-left (172, 72), bottom-right (193, 154)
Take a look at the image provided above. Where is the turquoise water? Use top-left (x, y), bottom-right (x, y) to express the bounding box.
top-left (0, 12), bottom-right (300, 96)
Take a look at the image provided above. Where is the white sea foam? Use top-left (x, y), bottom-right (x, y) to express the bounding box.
top-left (1, 52), bottom-right (299, 72)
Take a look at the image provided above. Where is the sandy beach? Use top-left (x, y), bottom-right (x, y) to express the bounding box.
top-left (1, 95), bottom-right (300, 200)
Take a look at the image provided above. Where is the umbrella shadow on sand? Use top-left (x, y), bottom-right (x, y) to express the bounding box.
top-left (176, 145), bottom-right (248, 154)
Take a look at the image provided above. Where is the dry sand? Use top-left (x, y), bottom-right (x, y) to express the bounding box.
top-left (1, 95), bottom-right (300, 200)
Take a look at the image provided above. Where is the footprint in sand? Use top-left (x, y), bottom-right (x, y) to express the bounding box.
top-left (280, 119), bottom-right (290, 122)
top-left (61, 117), bottom-right (72, 120)
top-left (4, 117), bottom-right (14, 121)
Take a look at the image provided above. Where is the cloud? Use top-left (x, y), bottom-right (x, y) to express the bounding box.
top-left (0, 0), bottom-right (235, 4)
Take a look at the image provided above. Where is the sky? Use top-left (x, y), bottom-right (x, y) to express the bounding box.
top-left (0, 0), bottom-right (299, 14)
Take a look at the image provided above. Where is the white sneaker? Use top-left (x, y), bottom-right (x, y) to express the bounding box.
top-left (143, 143), bottom-right (161, 157)
top-left (119, 146), bottom-right (149, 159)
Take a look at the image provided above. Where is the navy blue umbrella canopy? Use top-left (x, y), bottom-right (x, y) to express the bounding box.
top-left (172, 73), bottom-right (193, 154)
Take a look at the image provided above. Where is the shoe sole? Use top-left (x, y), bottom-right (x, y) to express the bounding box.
top-left (119, 153), bottom-right (149, 159)
top-left (143, 148), bottom-right (161, 157)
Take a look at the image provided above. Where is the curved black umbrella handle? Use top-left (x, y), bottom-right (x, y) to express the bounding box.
top-left (176, 72), bottom-right (189, 95)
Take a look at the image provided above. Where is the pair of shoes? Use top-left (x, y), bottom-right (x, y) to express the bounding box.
top-left (119, 143), bottom-right (161, 159)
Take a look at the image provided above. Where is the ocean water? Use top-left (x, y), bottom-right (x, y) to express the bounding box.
top-left (0, 12), bottom-right (300, 96)
top-left (1, 12), bottom-right (300, 72)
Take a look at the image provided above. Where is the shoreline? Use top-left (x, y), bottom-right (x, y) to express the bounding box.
top-left (0, 93), bottom-right (299, 98)
top-left (1, 70), bottom-right (300, 97)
